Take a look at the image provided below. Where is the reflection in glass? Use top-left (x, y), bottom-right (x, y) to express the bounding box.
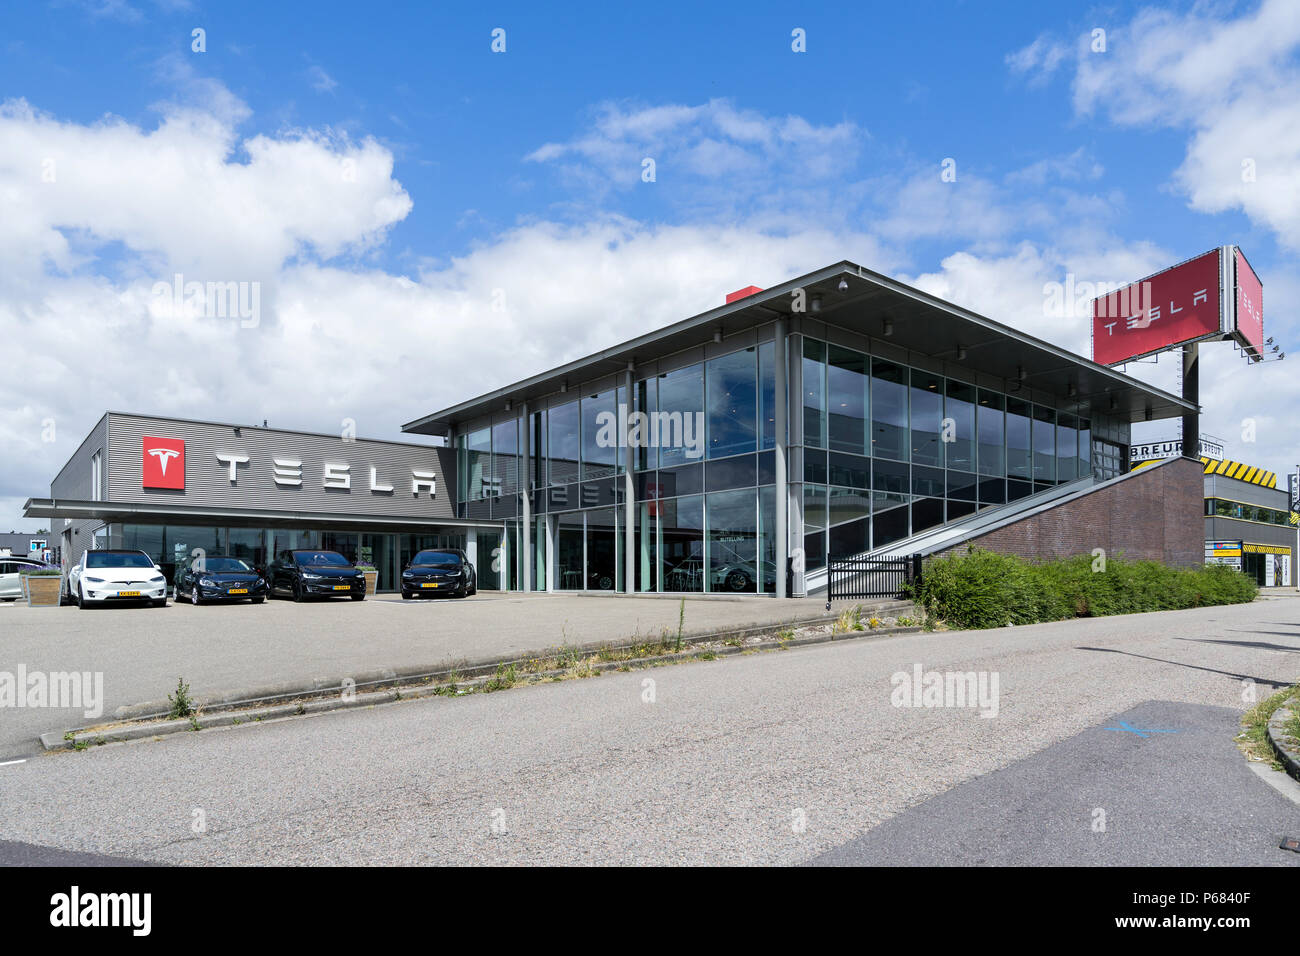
top-left (827, 345), bottom-right (868, 455)
top-left (871, 359), bottom-right (908, 461)
top-left (707, 348), bottom-right (757, 459)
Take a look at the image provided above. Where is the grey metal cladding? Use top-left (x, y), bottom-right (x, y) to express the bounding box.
top-left (105, 413), bottom-right (456, 519)
top-left (50, 414), bottom-right (108, 500)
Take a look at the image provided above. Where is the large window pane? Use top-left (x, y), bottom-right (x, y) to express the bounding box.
top-left (634, 378), bottom-right (656, 472)
top-left (911, 369), bottom-right (943, 466)
top-left (464, 427), bottom-right (491, 501)
top-left (1056, 413), bottom-right (1078, 483)
top-left (1032, 405), bottom-right (1056, 483)
top-left (758, 485), bottom-right (777, 594)
top-left (1078, 419), bottom-right (1092, 477)
top-left (758, 341), bottom-right (777, 451)
top-left (581, 390), bottom-right (618, 481)
top-left (802, 338), bottom-right (826, 449)
top-left (827, 344), bottom-right (868, 455)
top-left (1006, 398), bottom-right (1032, 480)
top-left (556, 512), bottom-right (584, 590)
top-left (586, 508), bottom-right (619, 590)
top-left (977, 391), bottom-right (1005, 477)
top-left (945, 380), bottom-right (976, 472)
top-left (803, 483), bottom-right (827, 572)
top-left (706, 348), bottom-right (758, 459)
top-left (871, 359), bottom-right (908, 462)
top-left (547, 402), bottom-right (580, 486)
top-left (660, 495), bottom-right (705, 591)
top-left (492, 418), bottom-right (519, 497)
top-left (707, 489), bottom-right (758, 593)
top-left (828, 486), bottom-right (870, 559)
top-left (658, 364), bottom-right (705, 468)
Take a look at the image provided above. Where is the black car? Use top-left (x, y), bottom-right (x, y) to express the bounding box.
top-left (268, 549), bottom-right (366, 601)
top-left (400, 548), bottom-right (476, 599)
top-left (174, 555), bottom-right (269, 605)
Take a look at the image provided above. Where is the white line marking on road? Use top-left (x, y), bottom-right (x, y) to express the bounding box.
top-left (0, 759), bottom-right (27, 767)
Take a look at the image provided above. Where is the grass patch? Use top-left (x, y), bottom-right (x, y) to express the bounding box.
top-left (1239, 682), bottom-right (1300, 770)
top-left (912, 547), bottom-right (1258, 630)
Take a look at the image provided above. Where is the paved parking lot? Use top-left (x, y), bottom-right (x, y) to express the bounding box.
top-left (0, 591), bottom-right (837, 754)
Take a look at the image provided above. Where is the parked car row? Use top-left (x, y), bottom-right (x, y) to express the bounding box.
top-left (64, 547), bottom-right (477, 608)
top-left (0, 555), bottom-right (62, 601)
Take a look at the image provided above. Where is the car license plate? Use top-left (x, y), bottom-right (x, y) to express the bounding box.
top-left (421, 583), bottom-right (438, 588)
top-left (332, 585), bottom-right (350, 591)
top-left (228, 588), bottom-right (248, 594)
top-left (119, 590), bottom-right (141, 597)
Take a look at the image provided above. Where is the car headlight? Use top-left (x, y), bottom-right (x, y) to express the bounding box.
top-left (302, 572), bottom-right (322, 580)
top-left (402, 570), bottom-right (414, 577)
top-left (85, 576), bottom-right (105, 583)
top-left (199, 577), bottom-right (215, 587)
top-left (150, 575), bottom-right (166, 584)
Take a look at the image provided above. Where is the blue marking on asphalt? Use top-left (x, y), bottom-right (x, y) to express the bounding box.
top-left (1104, 720), bottom-right (1179, 739)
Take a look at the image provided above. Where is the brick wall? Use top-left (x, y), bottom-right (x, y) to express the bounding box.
top-left (938, 456), bottom-right (1204, 567)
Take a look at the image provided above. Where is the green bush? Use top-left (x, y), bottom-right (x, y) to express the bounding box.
top-left (913, 547), bottom-right (1257, 629)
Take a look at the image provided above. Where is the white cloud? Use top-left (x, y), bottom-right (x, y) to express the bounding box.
top-left (1005, 34), bottom-right (1070, 82)
top-left (1071, 0), bottom-right (1300, 250)
top-left (306, 65), bottom-right (338, 94)
top-left (526, 98), bottom-right (861, 196)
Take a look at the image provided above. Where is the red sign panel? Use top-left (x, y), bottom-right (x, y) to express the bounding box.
top-left (1233, 248), bottom-right (1263, 361)
top-left (142, 436), bottom-right (185, 490)
top-left (1092, 249), bottom-right (1222, 365)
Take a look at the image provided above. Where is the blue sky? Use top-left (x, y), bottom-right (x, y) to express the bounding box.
top-left (1, 0), bottom-right (1298, 528)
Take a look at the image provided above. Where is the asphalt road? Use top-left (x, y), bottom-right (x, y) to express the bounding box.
top-left (0, 590), bottom-right (840, 755)
top-left (1, 596), bottom-right (1297, 865)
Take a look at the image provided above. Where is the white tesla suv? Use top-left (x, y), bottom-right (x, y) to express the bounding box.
top-left (70, 549), bottom-right (169, 608)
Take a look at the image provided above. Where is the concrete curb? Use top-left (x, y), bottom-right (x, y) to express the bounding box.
top-left (106, 599), bottom-right (918, 722)
top-left (42, 615), bottom-right (925, 751)
top-left (1266, 706), bottom-right (1300, 778)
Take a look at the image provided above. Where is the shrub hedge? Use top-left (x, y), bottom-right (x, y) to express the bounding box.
top-left (911, 547), bottom-right (1258, 630)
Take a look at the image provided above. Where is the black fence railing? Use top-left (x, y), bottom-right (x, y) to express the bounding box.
top-left (827, 553), bottom-right (922, 601)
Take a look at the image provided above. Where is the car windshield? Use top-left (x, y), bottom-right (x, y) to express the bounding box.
top-left (204, 558), bottom-right (252, 573)
top-left (86, 551), bottom-right (153, 569)
top-left (411, 550), bottom-right (461, 566)
top-left (294, 551), bottom-right (351, 567)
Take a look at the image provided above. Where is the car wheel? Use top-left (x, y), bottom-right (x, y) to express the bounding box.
top-left (401, 590), bottom-right (412, 600)
top-left (725, 571), bottom-right (750, 592)
top-left (152, 598), bottom-right (167, 607)
top-left (190, 585), bottom-right (201, 606)
top-left (292, 580), bottom-right (305, 603)
top-left (350, 592), bottom-right (365, 601)
top-left (250, 596), bottom-right (264, 604)
top-left (76, 583), bottom-right (86, 609)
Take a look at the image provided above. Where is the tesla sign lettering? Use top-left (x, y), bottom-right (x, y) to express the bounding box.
top-left (142, 436), bottom-right (185, 489)
top-left (1092, 249), bottom-right (1222, 366)
top-left (1234, 248), bottom-right (1264, 361)
top-left (213, 451), bottom-right (436, 497)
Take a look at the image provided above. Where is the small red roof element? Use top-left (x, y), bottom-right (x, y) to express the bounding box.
top-left (725, 285), bottom-right (764, 304)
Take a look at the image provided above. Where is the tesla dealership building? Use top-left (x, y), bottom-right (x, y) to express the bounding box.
top-left (26, 260), bottom-right (1204, 595)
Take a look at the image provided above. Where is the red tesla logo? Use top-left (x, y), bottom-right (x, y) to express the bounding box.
top-left (142, 436), bottom-right (185, 490)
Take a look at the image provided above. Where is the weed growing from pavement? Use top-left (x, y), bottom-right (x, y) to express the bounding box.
top-left (675, 598), bottom-right (686, 652)
top-left (168, 677), bottom-right (195, 719)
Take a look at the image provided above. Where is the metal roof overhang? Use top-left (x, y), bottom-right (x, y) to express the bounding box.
top-left (22, 498), bottom-right (502, 530)
top-left (401, 260), bottom-right (1195, 437)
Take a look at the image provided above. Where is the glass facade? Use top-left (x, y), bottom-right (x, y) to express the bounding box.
top-left (452, 330), bottom-right (1129, 594)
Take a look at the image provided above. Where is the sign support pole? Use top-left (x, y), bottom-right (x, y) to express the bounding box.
top-left (1181, 342), bottom-right (1199, 460)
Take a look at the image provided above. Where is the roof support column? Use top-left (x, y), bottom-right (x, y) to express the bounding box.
top-left (521, 402), bottom-right (532, 592)
top-left (624, 365), bottom-right (635, 594)
top-left (1181, 342), bottom-right (1199, 462)
top-left (774, 317), bottom-right (789, 599)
